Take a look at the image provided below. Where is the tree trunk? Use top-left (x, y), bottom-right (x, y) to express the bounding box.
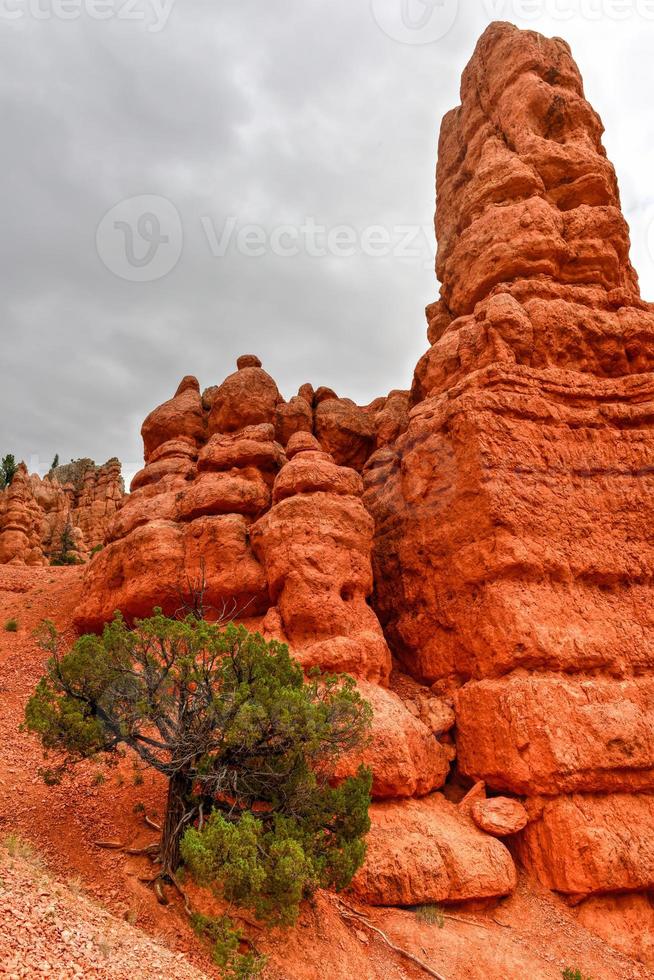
top-left (160, 769), bottom-right (193, 877)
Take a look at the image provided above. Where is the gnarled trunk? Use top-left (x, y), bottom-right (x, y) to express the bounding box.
top-left (160, 769), bottom-right (194, 877)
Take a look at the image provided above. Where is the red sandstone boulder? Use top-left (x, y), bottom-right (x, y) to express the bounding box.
top-left (515, 794), bottom-right (654, 897)
top-left (74, 515), bottom-right (268, 630)
top-left (314, 397), bottom-right (376, 471)
top-left (197, 425), bottom-right (285, 475)
top-left (107, 478), bottom-right (183, 542)
top-left (141, 376), bottom-right (205, 461)
top-left (455, 675), bottom-right (654, 795)
top-left (372, 390), bottom-right (410, 449)
top-left (285, 431), bottom-right (321, 458)
top-left (131, 453), bottom-right (196, 492)
top-left (471, 798), bottom-right (528, 837)
top-left (352, 793), bottom-right (516, 906)
top-left (274, 395), bottom-right (313, 445)
top-left (272, 452), bottom-right (363, 503)
top-left (176, 471), bottom-right (271, 520)
top-left (208, 360), bottom-right (281, 435)
top-left (333, 682), bottom-right (451, 800)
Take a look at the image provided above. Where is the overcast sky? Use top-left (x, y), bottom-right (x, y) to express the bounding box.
top-left (2, 0), bottom-right (654, 482)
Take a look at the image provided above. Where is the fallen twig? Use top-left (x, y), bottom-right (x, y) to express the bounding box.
top-left (335, 899), bottom-right (447, 980)
top-left (93, 840), bottom-right (126, 850)
top-left (125, 843), bottom-right (161, 857)
top-left (442, 913), bottom-right (492, 931)
top-left (144, 815), bottom-right (161, 832)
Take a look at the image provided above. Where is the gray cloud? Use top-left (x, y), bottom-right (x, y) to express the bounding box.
top-left (1, 0), bottom-right (654, 484)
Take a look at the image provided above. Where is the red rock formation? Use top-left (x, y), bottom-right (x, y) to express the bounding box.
top-left (471, 797), bottom-right (528, 838)
top-left (72, 23), bottom-right (654, 942)
top-left (76, 363), bottom-right (408, 635)
top-left (0, 459), bottom-right (124, 565)
top-left (363, 20), bottom-right (654, 950)
top-left (0, 465), bottom-right (47, 565)
top-left (352, 794), bottom-right (516, 906)
top-left (75, 365), bottom-right (461, 853)
top-left (332, 681), bottom-right (451, 800)
top-left (250, 432), bottom-right (392, 684)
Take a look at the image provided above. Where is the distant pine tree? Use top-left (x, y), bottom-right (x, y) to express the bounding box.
top-left (51, 454), bottom-right (59, 471)
top-left (0, 454), bottom-right (17, 490)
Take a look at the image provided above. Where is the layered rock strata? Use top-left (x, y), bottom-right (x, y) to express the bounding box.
top-left (363, 19), bottom-right (654, 947)
top-left (71, 21), bottom-right (654, 936)
top-left (0, 459), bottom-right (124, 565)
top-left (75, 360), bottom-right (516, 905)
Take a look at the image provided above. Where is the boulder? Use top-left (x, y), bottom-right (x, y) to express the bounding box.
top-left (74, 516), bottom-right (269, 630)
top-left (141, 376), bottom-right (205, 461)
top-left (455, 675), bottom-right (654, 795)
top-left (208, 359), bottom-right (281, 435)
top-left (515, 794), bottom-right (654, 897)
top-left (334, 682), bottom-right (451, 800)
top-left (471, 798), bottom-right (528, 837)
top-left (314, 397), bottom-right (376, 471)
top-left (352, 793), bottom-right (516, 906)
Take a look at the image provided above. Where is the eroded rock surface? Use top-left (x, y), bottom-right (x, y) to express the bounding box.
top-left (67, 21), bottom-right (654, 941)
top-left (0, 459), bottom-right (124, 566)
top-left (352, 794), bottom-right (516, 906)
top-left (362, 22), bottom-right (654, 928)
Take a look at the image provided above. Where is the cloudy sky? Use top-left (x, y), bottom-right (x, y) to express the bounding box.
top-left (2, 0), bottom-right (654, 482)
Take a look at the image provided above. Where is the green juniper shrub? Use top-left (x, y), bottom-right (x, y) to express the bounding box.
top-left (0, 454), bottom-right (17, 490)
top-left (24, 612), bottom-right (372, 959)
top-left (192, 913), bottom-right (267, 980)
top-left (50, 554), bottom-right (83, 567)
top-left (4, 620), bottom-right (18, 633)
top-left (562, 970), bottom-right (592, 980)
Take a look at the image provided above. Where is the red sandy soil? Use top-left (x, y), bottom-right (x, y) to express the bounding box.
top-left (0, 564), bottom-right (651, 980)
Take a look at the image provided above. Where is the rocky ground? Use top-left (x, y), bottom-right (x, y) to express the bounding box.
top-left (0, 839), bottom-right (208, 979)
top-left (0, 563), bottom-right (650, 979)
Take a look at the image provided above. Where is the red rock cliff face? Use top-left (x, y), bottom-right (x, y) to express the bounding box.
top-left (364, 20), bottom-right (654, 922)
top-left (0, 459), bottom-right (125, 565)
top-left (76, 358), bottom-right (520, 908)
top-left (72, 20), bottom-right (654, 948)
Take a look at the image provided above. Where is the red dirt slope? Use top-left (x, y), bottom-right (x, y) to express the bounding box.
top-left (0, 565), bottom-right (651, 980)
